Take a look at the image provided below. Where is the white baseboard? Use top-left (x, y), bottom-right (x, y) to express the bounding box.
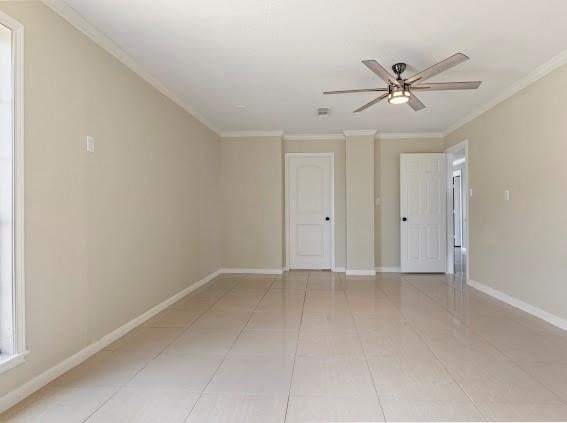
top-left (220, 268), bottom-right (283, 275)
top-left (279, 266), bottom-right (347, 273)
top-left (468, 280), bottom-right (567, 331)
top-left (376, 267), bottom-right (401, 273)
top-left (346, 269), bottom-right (376, 276)
top-left (0, 269), bottom-right (222, 414)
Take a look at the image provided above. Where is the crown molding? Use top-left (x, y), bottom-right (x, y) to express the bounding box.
top-left (44, 0), bottom-right (567, 141)
top-left (444, 49), bottom-right (567, 136)
top-left (378, 132), bottom-right (444, 140)
top-left (43, 0), bottom-right (221, 135)
top-left (220, 130), bottom-right (443, 140)
top-left (343, 129), bottom-right (377, 137)
top-left (220, 131), bottom-right (284, 138)
top-left (283, 133), bottom-right (345, 141)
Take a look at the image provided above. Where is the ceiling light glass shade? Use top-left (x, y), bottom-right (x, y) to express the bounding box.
top-left (388, 89), bottom-right (410, 104)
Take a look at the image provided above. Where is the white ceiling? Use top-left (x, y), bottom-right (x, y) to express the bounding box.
top-left (63, 0), bottom-right (567, 134)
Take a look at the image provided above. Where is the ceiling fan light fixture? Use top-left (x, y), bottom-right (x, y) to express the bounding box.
top-left (388, 88), bottom-right (410, 104)
top-left (325, 53), bottom-right (481, 113)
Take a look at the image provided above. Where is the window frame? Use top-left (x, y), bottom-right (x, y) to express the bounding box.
top-left (0, 10), bottom-right (27, 374)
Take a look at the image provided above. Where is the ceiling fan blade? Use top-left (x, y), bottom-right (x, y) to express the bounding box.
top-left (362, 60), bottom-right (402, 86)
top-left (407, 93), bottom-right (426, 111)
top-left (353, 92), bottom-right (389, 113)
top-left (412, 81), bottom-right (482, 91)
top-left (405, 53), bottom-right (469, 84)
top-left (324, 88), bottom-right (388, 95)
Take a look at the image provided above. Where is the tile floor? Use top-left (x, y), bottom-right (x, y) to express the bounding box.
top-left (3, 271), bottom-right (567, 422)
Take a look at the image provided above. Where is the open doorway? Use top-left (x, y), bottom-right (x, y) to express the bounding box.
top-left (445, 141), bottom-right (469, 283)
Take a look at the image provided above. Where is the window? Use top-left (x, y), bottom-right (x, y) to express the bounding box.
top-left (0, 11), bottom-right (26, 373)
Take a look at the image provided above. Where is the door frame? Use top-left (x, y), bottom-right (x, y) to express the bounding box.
top-left (452, 171), bottom-right (463, 247)
top-left (445, 140), bottom-right (470, 283)
top-left (284, 152), bottom-right (335, 271)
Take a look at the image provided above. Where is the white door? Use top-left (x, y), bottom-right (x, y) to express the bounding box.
top-left (453, 175), bottom-right (462, 247)
top-left (288, 155), bottom-right (332, 269)
top-left (400, 153), bottom-right (446, 273)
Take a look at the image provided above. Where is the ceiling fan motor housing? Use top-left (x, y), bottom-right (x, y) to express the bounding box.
top-left (392, 62), bottom-right (407, 79)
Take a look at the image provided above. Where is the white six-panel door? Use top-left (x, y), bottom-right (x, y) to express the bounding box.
top-left (288, 154), bottom-right (332, 269)
top-left (400, 153), bottom-right (446, 273)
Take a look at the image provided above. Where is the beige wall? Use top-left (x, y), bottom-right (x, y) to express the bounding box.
top-left (374, 137), bottom-right (445, 268)
top-left (445, 63), bottom-right (567, 321)
top-left (345, 133), bottom-right (375, 272)
top-left (284, 138), bottom-right (346, 268)
top-left (0, 2), bottom-right (220, 397)
top-left (220, 136), bottom-right (283, 269)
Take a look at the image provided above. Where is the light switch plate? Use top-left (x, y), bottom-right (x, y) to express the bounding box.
top-left (504, 189), bottom-right (510, 201)
top-left (86, 136), bottom-right (95, 153)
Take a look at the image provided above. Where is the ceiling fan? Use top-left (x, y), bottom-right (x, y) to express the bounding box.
top-left (323, 53), bottom-right (481, 112)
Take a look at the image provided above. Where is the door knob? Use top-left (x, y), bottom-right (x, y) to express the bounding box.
top-left (401, 217), bottom-right (408, 222)
top-left (325, 217), bottom-right (330, 221)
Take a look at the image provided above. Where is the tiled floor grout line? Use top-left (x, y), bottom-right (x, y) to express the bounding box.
top-left (81, 275), bottom-right (240, 423)
top-left (457, 309), bottom-right (567, 406)
top-left (402, 275), bottom-right (567, 415)
top-left (343, 278), bottom-right (388, 422)
top-left (379, 275), bottom-right (489, 422)
top-left (403, 323), bottom-right (489, 421)
top-left (454, 295), bottom-right (567, 407)
top-left (407, 275), bottom-right (567, 408)
top-left (11, 272), bottom-right (567, 421)
top-left (282, 272), bottom-right (309, 423)
top-left (182, 274), bottom-right (279, 422)
top-left (78, 381), bottom-right (123, 421)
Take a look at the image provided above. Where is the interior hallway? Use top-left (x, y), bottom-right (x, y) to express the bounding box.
top-left (3, 271), bottom-right (567, 422)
